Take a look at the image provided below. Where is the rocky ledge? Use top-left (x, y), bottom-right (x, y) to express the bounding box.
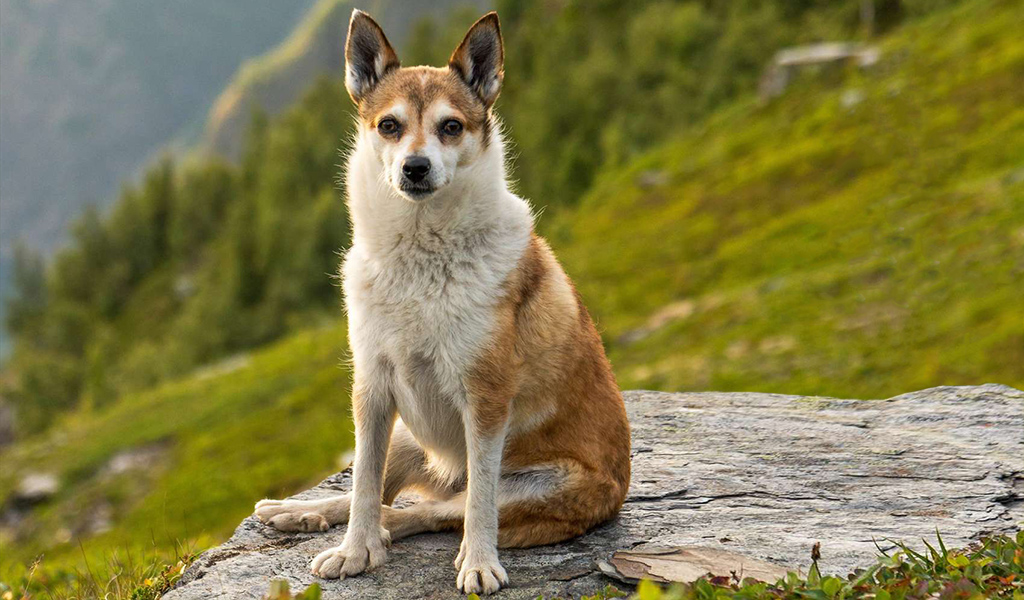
top-left (166, 385), bottom-right (1023, 599)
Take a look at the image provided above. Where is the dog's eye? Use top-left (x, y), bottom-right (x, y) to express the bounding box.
top-left (441, 119), bottom-right (463, 136)
top-left (377, 118), bottom-right (400, 135)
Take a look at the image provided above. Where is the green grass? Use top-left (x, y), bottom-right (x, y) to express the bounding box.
top-left (550, 0), bottom-right (1024, 399)
top-left (0, 324), bottom-right (354, 592)
top-left (0, 549), bottom-right (198, 600)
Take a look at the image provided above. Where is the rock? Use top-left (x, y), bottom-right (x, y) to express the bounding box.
top-left (635, 170), bottom-right (669, 190)
top-left (166, 385), bottom-right (1023, 599)
top-left (14, 473), bottom-right (59, 506)
top-left (103, 442), bottom-right (168, 476)
top-left (618, 300), bottom-right (696, 345)
top-left (759, 43), bottom-right (880, 100)
top-left (597, 546), bottom-right (790, 585)
top-left (841, 88), bottom-right (866, 108)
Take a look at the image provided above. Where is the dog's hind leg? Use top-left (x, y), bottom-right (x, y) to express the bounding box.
top-left (376, 461), bottom-right (623, 548)
top-left (255, 421), bottom-right (447, 532)
top-left (380, 497), bottom-right (465, 540)
top-left (493, 462), bottom-right (625, 549)
top-left (382, 422), bottom-right (463, 504)
top-left (254, 493), bottom-right (352, 533)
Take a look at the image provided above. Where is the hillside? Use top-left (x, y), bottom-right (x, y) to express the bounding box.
top-left (0, 0), bottom-right (487, 353)
top-left (2, 0), bottom-right (933, 435)
top-left (0, 325), bottom-right (353, 587)
top-left (2, 0), bottom-right (1022, 594)
top-left (554, 0), bottom-right (1024, 397)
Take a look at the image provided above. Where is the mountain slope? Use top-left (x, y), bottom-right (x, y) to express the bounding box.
top-left (0, 0), bottom-right (487, 352)
top-left (0, 324), bottom-right (353, 582)
top-left (552, 0), bottom-right (1024, 397)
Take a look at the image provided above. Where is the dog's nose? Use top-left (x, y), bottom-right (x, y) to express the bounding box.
top-left (402, 156), bottom-right (431, 183)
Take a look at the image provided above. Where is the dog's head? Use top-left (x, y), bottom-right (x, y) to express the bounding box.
top-left (345, 10), bottom-right (503, 202)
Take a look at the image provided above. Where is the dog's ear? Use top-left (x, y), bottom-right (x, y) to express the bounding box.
top-left (345, 9), bottom-right (400, 104)
top-left (449, 12), bottom-right (504, 109)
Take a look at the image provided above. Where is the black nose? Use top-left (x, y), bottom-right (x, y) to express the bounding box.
top-left (402, 156), bottom-right (431, 183)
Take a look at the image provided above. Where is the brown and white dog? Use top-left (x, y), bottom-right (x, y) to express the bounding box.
top-left (255, 10), bottom-right (630, 595)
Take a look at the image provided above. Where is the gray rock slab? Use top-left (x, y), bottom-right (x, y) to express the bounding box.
top-left (166, 385), bottom-right (1023, 599)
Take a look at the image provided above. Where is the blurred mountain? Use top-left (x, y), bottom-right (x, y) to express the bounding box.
top-left (0, 0), bottom-right (318, 348)
top-left (202, 0), bottom-right (490, 162)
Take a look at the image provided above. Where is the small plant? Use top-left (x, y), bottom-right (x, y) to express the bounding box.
top-left (585, 585), bottom-right (630, 599)
top-left (125, 552), bottom-right (195, 597)
top-left (262, 580), bottom-right (321, 600)
top-left (468, 583), bottom-right (629, 599)
top-left (126, 551), bottom-right (198, 600)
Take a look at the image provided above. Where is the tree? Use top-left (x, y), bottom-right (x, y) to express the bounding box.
top-left (4, 242), bottom-right (47, 339)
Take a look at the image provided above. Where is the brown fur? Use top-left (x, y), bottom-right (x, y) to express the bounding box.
top-left (367, 235), bottom-right (631, 548)
top-left (464, 233), bottom-right (631, 547)
top-left (359, 67), bottom-right (490, 137)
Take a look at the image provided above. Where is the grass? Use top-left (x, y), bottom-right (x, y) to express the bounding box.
top-left (0, 324), bottom-right (354, 593)
top-left (0, 548), bottom-right (196, 600)
top-left (261, 581), bottom-right (322, 600)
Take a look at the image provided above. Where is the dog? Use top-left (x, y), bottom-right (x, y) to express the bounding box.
top-left (255, 10), bottom-right (631, 595)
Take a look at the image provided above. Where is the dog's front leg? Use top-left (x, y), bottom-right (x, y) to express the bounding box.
top-left (455, 397), bottom-right (510, 595)
top-left (311, 371), bottom-right (395, 579)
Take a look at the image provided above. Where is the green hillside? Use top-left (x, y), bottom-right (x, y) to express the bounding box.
top-left (0, 325), bottom-right (352, 589)
top-left (556, 0), bottom-right (1024, 397)
top-left (2, 0), bottom-right (1022, 595)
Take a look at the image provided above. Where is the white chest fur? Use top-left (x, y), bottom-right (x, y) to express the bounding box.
top-left (342, 132), bottom-right (531, 476)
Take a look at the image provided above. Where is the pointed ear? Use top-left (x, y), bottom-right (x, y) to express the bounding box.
top-left (449, 12), bottom-right (504, 109)
top-left (344, 9), bottom-right (400, 104)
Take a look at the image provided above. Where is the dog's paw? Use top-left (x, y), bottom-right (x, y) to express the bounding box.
top-left (310, 527), bottom-right (391, 579)
top-left (254, 499), bottom-right (330, 533)
top-left (456, 551), bottom-right (508, 595)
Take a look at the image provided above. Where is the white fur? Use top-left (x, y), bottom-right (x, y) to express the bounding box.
top-left (456, 415), bottom-right (508, 593)
top-left (345, 65), bottom-right (364, 100)
top-left (337, 105), bottom-right (531, 591)
top-left (371, 100), bottom-right (481, 200)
